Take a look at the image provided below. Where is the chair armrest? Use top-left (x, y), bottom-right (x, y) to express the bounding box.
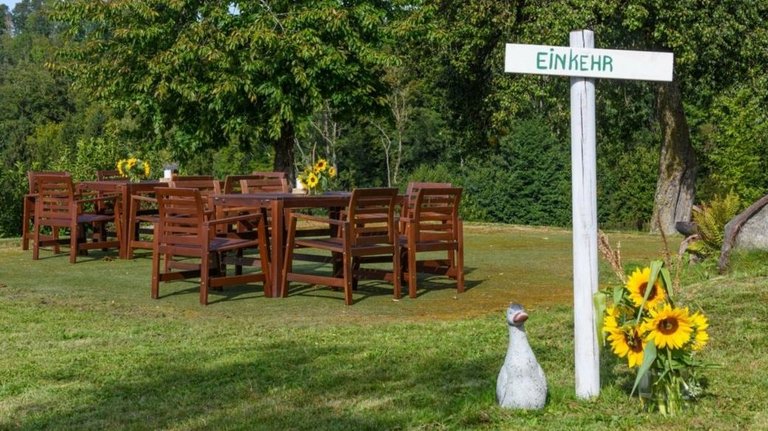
top-left (131, 194), bottom-right (157, 204)
top-left (74, 193), bottom-right (119, 205)
top-left (205, 213), bottom-right (261, 228)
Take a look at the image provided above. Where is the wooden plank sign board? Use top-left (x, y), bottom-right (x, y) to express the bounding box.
top-left (505, 43), bottom-right (673, 82)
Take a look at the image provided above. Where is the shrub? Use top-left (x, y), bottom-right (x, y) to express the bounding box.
top-left (692, 191), bottom-right (741, 256)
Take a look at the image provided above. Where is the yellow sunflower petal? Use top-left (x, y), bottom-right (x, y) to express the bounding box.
top-left (626, 267), bottom-right (667, 310)
top-left (643, 304), bottom-right (693, 350)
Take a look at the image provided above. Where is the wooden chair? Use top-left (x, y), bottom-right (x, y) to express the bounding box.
top-left (151, 188), bottom-right (271, 305)
top-left (126, 191), bottom-right (160, 259)
top-left (399, 187), bottom-right (464, 298)
top-left (282, 188), bottom-right (401, 305)
top-left (32, 174), bottom-right (121, 263)
top-left (240, 172), bottom-right (290, 193)
top-left (22, 171), bottom-right (68, 251)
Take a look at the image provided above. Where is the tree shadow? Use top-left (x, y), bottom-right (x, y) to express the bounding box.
top-left (14, 337), bottom-right (500, 430)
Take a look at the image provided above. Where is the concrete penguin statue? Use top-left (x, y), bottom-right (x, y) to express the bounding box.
top-left (496, 303), bottom-right (547, 409)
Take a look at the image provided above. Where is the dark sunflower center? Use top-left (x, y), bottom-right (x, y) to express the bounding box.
top-left (659, 318), bottom-right (678, 334)
top-left (639, 282), bottom-right (657, 301)
top-left (627, 331), bottom-right (644, 352)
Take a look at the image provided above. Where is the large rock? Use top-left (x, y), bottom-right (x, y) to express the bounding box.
top-left (718, 194), bottom-right (768, 272)
top-left (734, 203), bottom-right (768, 249)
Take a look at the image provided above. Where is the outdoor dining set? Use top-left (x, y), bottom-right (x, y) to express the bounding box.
top-left (22, 170), bottom-right (465, 305)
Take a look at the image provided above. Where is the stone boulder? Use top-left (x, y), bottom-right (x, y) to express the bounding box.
top-left (718, 194), bottom-right (768, 273)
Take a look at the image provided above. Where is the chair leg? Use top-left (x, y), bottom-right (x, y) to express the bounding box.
top-left (281, 216), bottom-right (298, 298)
top-left (407, 245), bottom-right (418, 298)
top-left (151, 246), bottom-right (161, 299)
top-left (256, 217), bottom-right (272, 297)
top-left (200, 253), bottom-right (210, 305)
top-left (69, 223), bottom-right (79, 264)
top-left (393, 242), bottom-right (402, 299)
top-left (456, 221), bottom-right (465, 293)
top-left (32, 220), bottom-right (40, 260)
top-left (342, 252), bottom-right (353, 305)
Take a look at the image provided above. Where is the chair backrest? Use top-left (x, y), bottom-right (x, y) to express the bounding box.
top-left (97, 169), bottom-right (123, 181)
top-left (171, 174), bottom-right (214, 181)
top-left (403, 182), bottom-right (452, 221)
top-left (346, 188), bottom-right (398, 247)
top-left (169, 177), bottom-right (221, 199)
top-left (155, 188), bottom-right (207, 257)
top-left (240, 171), bottom-right (290, 193)
top-left (409, 187), bottom-right (462, 242)
top-left (34, 174), bottom-right (76, 224)
top-left (27, 171), bottom-right (68, 194)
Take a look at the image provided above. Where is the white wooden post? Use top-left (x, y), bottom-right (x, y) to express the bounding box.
top-left (569, 29), bottom-right (600, 399)
top-left (503, 30), bottom-right (673, 400)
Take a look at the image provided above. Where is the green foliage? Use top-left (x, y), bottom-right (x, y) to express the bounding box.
top-left (695, 78), bottom-right (768, 204)
top-left (0, 162), bottom-right (28, 238)
top-left (53, 0), bottom-right (396, 173)
top-left (597, 127), bottom-right (660, 230)
top-left (460, 118), bottom-right (571, 226)
top-left (692, 191), bottom-right (741, 256)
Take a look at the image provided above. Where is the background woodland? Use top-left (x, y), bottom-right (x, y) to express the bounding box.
top-left (1, 0), bottom-right (767, 237)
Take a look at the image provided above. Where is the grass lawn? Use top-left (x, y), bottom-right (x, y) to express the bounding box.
top-left (1, 224), bottom-right (767, 430)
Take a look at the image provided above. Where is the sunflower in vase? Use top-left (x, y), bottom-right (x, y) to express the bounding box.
top-left (116, 157), bottom-right (151, 182)
top-left (297, 158), bottom-right (337, 194)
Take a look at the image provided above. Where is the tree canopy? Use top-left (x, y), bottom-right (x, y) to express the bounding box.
top-left (1, 0), bottom-right (767, 237)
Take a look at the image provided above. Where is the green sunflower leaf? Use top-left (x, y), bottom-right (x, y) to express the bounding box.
top-left (594, 291), bottom-right (607, 346)
top-left (631, 340), bottom-right (657, 397)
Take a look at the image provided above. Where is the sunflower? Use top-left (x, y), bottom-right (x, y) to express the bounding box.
top-left (328, 166), bottom-right (337, 177)
top-left (626, 267), bottom-right (667, 310)
top-left (306, 172), bottom-right (319, 189)
top-left (116, 160), bottom-right (125, 176)
top-left (142, 161), bottom-right (151, 177)
top-left (603, 305), bottom-right (620, 333)
top-left (689, 311), bottom-right (709, 351)
top-left (642, 304), bottom-right (693, 350)
top-left (606, 324), bottom-right (646, 368)
top-left (314, 159), bottom-right (328, 173)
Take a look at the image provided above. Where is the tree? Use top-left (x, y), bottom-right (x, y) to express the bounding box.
top-left (53, 1), bottom-right (395, 178)
top-left (613, 1), bottom-right (768, 233)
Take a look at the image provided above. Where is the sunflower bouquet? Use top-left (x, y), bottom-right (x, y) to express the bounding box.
top-left (297, 158), bottom-right (337, 194)
top-left (597, 247), bottom-right (709, 415)
top-left (116, 157), bottom-right (151, 182)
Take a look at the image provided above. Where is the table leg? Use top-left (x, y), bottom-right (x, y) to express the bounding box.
top-left (119, 184), bottom-right (130, 259)
top-left (269, 199), bottom-right (285, 298)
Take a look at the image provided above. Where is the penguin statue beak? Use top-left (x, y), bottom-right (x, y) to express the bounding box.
top-left (512, 311), bottom-right (529, 324)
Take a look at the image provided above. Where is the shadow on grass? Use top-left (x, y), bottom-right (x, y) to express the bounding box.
top-left (18, 336), bottom-right (498, 430)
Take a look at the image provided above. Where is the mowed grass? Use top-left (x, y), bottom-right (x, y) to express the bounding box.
top-left (1, 224), bottom-right (767, 430)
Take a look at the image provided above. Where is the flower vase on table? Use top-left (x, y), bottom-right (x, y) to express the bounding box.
top-left (297, 158), bottom-right (337, 195)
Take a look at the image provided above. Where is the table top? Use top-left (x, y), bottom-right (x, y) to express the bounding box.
top-left (213, 192), bottom-right (352, 209)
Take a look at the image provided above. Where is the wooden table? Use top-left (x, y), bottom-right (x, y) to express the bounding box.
top-left (212, 192), bottom-right (351, 297)
top-left (77, 180), bottom-right (168, 259)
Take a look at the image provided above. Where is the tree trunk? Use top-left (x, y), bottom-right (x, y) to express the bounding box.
top-left (273, 122), bottom-right (296, 185)
top-left (651, 81), bottom-right (697, 234)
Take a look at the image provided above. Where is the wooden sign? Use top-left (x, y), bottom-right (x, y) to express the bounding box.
top-left (505, 43), bottom-right (673, 82)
